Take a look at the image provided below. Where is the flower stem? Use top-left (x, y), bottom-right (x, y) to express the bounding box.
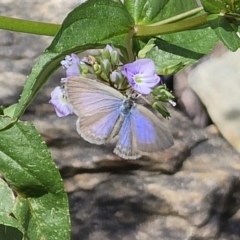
top-left (125, 27), bottom-right (136, 62)
top-left (0, 16), bottom-right (60, 36)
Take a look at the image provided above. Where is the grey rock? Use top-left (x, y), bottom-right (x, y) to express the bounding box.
top-left (173, 42), bottom-right (227, 128)
top-left (173, 66), bottom-right (210, 128)
top-left (66, 124), bottom-right (240, 240)
top-left (189, 44), bottom-right (240, 154)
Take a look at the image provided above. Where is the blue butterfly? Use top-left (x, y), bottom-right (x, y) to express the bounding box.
top-left (65, 77), bottom-right (173, 159)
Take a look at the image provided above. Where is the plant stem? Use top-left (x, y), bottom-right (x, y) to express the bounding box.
top-left (135, 14), bottom-right (208, 36)
top-left (0, 16), bottom-right (60, 36)
top-left (125, 27), bottom-right (136, 62)
top-left (149, 7), bottom-right (204, 26)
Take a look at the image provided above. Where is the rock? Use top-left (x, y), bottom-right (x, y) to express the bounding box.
top-left (173, 66), bottom-right (210, 128)
top-left (188, 43), bottom-right (240, 153)
top-left (173, 42), bottom-right (227, 128)
top-left (67, 127), bottom-right (240, 239)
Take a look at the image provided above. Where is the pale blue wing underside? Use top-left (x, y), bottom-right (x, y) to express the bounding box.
top-left (113, 113), bottom-right (141, 159)
top-left (66, 77), bottom-right (124, 144)
top-left (66, 77), bottom-right (124, 116)
top-left (114, 105), bottom-right (173, 159)
top-left (132, 105), bottom-right (173, 151)
top-left (77, 108), bottom-right (121, 144)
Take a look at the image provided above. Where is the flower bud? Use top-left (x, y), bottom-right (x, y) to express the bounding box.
top-left (101, 59), bottom-right (111, 75)
top-left (80, 64), bottom-right (89, 75)
top-left (93, 62), bottom-right (102, 75)
top-left (102, 45), bottom-right (111, 59)
top-left (110, 50), bottom-right (119, 66)
top-left (110, 71), bottom-right (122, 83)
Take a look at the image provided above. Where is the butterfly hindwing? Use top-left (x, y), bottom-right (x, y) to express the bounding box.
top-left (114, 112), bottom-right (141, 159)
top-left (114, 104), bottom-right (173, 159)
top-left (132, 105), bottom-right (174, 152)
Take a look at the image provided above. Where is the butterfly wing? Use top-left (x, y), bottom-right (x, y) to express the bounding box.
top-left (114, 104), bottom-right (173, 159)
top-left (133, 105), bottom-right (174, 152)
top-left (65, 77), bottom-right (124, 144)
top-left (65, 76), bottom-right (124, 116)
top-left (113, 113), bottom-right (141, 159)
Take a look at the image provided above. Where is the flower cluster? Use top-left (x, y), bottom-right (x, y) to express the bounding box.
top-left (49, 53), bottom-right (82, 117)
top-left (49, 45), bottom-right (170, 117)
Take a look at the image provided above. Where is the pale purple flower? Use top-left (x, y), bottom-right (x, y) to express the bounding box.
top-left (49, 86), bottom-right (73, 117)
top-left (121, 59), bottom-right (160, 95)
top-left (61, 54), bottom-right (81, 77)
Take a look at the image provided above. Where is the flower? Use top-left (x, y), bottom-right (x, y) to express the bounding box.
top-left (61, 54), bottom-right (81, 77)
top-left (49, 86), bottom-right (73, 117)
top-left (121, 59), bottom-right (160, 95)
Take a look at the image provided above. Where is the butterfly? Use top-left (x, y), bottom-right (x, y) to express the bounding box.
top-left (65, 77), bottom-right (174, 159)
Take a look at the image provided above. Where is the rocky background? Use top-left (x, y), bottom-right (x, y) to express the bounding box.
top-left (1, 1), bottom-right (240, 239)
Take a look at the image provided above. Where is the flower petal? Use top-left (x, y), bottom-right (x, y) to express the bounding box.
top-left (49, 86), bottom-right (73, 117)
top-left (121, 59), bottom-right (160, 94)
top-left (66, 64), bottom-right (80, 77)
top-left (61, 54), bottom-right (81, 77)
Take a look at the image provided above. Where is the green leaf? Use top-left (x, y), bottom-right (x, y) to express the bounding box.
top-left (12, 198), bottom-right (30, 233)
top-left (145, 27), bottom-right (219, 74)
top-left (201, 0), bottom-right (240, 13)
top-left (3, 104), bottom-right (17, 118)
top-left (0, 178), bottom-right (24, 239)
top-left (124, 0), bottom-right (169, 24)
top-left (201, 0), bottom-right (229, 13)
top-left (0, 52), bottom-right (59, 130)
top-left (0, 106), bottom-right (4, 115)
top-left (7, 45), bottom-right (109, 130)
top-left (156, 0), bottom-right (200, 21)
top-left (126, 0), bottom-right (213, 73)
top-left (0, 178), bottom-right (15, 213)
top-left (138, 38), bottom-right (155, 58)
top-left (207, 14), bottom-right (240, 51)
top-left (48, 0), bottom-right (134, 52)
top-left (152, 102), bottom-right (171, 118)
top-left (0, 117), bottom-right (70, 240)
top-left (0, 224), bottom-right (23, 240)
top-left (125, 0), bottom-right (199, 24)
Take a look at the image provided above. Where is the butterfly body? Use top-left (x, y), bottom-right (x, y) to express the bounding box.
top-left (65, 77), bottom-right (173, 159)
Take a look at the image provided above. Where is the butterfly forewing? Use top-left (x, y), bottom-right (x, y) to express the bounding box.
top-left (77, 107), bottom-right (122, 144)
top-left (65, 77), bottom-right (124, 116)
top-left (65, 77), bottom-right (125, 144)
